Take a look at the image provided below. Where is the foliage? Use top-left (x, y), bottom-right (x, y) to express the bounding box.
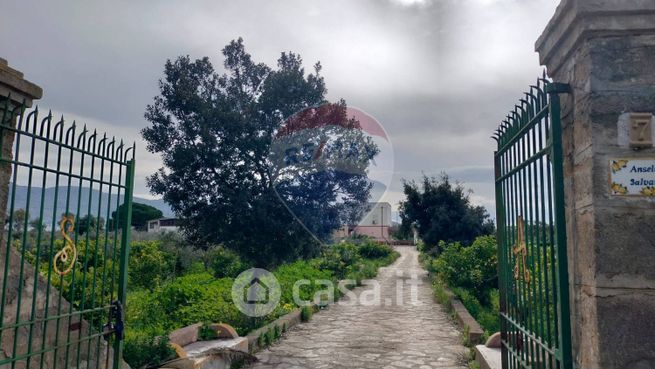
top-left (300, 306), bottom-right (313, 322)
top-left (128, 240), bottom-right (176, 290)
top-left (423, 235), bottom-right (501, 335)
top-left (111, 202), bottom-right (163, 231)
top-left (477, 290), bottom-right (500, 333)
top-left (142, 38), bottom-right (377, 267)
top-left (399, 174), bottom-right (494, 249)
top-left (273, 324), bottom-right (281, 340)
top-left (431, 278), bottom-right (452, 306)
top-left (21, 226), bottom-right (398, 369)
top-left (357, 241), bottom-right (394, 259)
top-left (42, 238), bottom-right (120, 326)
top-left (274, 260), bottom-right (333, 307)
top-left (315, 242), bottom-right (361, 279)
top-left (76, 214), bottom-right (105, 235)
top-left (432, 236), bottom-right (498, 304)
top-left (7, 208), bottom-right (27, 241)
top-left (122, 328), bottom-right (175, 369)
top-left (157, 231), bottom-right (205, 275)
top-left (199, 323), bottom-right (219, 341)
top-left (6, 209), bottom-right (51, 249)
top-left (206, 246), bottom-right (251, 279)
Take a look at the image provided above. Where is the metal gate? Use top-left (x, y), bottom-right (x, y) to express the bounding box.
top-left (0, 96), bottom-right (134, 369)
top-left (492, 75), bottom-right (572, 369)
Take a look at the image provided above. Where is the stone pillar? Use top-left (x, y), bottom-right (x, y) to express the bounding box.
top-left (536, 1), bottom-right (655, 368)
top-left (0, 58), bottom-right (43, 241)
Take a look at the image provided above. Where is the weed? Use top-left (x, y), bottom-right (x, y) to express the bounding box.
top-left (273, 325), bottom-right (281, 340)
top-left (300, 306), bottom-right (313, 322)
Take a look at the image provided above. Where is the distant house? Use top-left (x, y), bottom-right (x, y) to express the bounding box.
top-left (146, 217), bottom-right (180, 233)
top-left (334, 202), bottom-right (392, 243)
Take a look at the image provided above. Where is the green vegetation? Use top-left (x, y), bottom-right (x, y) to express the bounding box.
top-left (111, 202), bottom-right (163, 231)
top-left (122, 235), bottom-right (397, 368)
top-left (76, 214), bottom-right (104, 235)
top-left (422, 235), bottom-right (500, 335)
top-left (122, 329), bottom-right (175, 369)
top-left (17, 231), bottom-right (397, 368)
top-left (198, 323), bottom-right (219, 341)
top-left (300, 305), bottom-right (313, 322)
top-left (206, 246), bottom-right (251, 279)
top-left (142, 39), bottom-right (378, 267)
top-left (399, 174), bottom-right (494, 251)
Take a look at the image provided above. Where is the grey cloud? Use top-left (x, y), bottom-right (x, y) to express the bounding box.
top-left (1, 0), bottom-right (559, 214)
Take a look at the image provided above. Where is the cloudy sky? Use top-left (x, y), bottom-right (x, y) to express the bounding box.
top-left (2, 0), bottom-right (559, 219)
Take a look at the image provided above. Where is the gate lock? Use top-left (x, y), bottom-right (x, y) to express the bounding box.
top-left (104, 300), bottom-right (125, 341)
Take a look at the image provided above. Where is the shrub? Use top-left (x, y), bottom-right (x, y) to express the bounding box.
top-left (317, 242), bottom-right (361, 279)
top-left (432, 236), bottom-right (497, 304)
top-left (416, 240), bottom-right (427, 253)
top-left (431, 279), bottom-right (451, 306)
top-left (274, 260), bottom-right (334, 307)
top-left (300, 306), bottom-right (313, 322)
top-left (122, 329), bottom-right (175, 369)
top-left (206, 246), bottom-right (251, 279)
top-left (452, 287), bottom-right (483, 318)
top-left (129, 240), bottom-right (176, 290)
top-left (153, 272), bottom-right (256, 333)
top-left (125, 290), bottom-right (167, 330)
top-left (357, 241), bottom-right (393, 259)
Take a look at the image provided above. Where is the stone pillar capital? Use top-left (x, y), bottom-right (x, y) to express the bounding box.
top-left (0, 58), bottom-right (42, 108)
top-left (536, 0), bottom-right (655, 76)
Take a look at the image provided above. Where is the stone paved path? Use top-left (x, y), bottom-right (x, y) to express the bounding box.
top-left (248, 246), bottom-right (468, 369)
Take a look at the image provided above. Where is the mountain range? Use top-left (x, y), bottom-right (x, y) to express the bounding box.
top-left (7, 184), bottom-right (173, 225)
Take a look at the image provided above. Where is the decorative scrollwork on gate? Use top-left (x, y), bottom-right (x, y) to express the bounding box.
top-left (54, 214), bottom-right (77, 276)
top-left (512, 215), bottom-right (530, 284)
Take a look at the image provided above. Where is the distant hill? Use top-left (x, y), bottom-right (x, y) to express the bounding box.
top-left (6, 180), bottom-right (387, 227)
top-left (6, 184), bottom-right (173, 225)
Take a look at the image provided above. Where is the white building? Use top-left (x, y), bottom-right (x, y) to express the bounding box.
top-left (350, 202), bottom-right (392, 243)
top-left (146, 217), bottom-right (180, 233)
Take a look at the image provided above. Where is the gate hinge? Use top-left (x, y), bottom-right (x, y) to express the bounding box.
top-left (104, 300), bottom-right (125, 341)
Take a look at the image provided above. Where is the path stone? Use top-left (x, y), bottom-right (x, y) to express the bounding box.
top-left (248, 246), bottom-right (468, 369)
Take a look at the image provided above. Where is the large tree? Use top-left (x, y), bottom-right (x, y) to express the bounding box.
top-left (111, 202), bottom-right (163, 231)
top-left (399, 174), bottom-right (494, 250)
top-left (142, 39), bottom-right (376, 267)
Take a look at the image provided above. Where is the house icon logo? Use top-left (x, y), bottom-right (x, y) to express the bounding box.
top-left (232, 268), bottom-right (281, 317)
top-left (245, 277), bottom-right (269, 304)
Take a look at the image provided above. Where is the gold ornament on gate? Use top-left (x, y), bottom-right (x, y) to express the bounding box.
top-left (54, 215), bottom-right (77, 276)
top-left (512, 215), bottom-right (531, 284)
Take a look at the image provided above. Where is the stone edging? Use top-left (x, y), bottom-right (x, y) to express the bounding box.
top-left (474, 345), bottom-right (501, 369)
top-left (246, 308), bottom-right (304, 352)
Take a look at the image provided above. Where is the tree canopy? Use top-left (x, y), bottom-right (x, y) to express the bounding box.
top-left (399, 174), bottom-right (494, 249)
top-left (111, 202), bottom-right (163, 231)
top-left (142, 38), bottom-right (377, 267)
